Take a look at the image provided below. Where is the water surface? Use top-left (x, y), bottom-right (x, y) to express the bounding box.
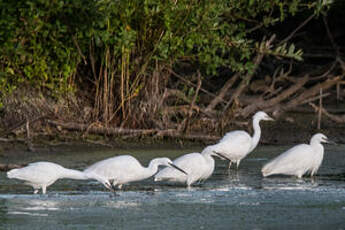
top-left (1, 144), bottom-right (345, 229)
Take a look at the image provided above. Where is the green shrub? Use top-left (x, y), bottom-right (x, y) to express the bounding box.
top-left (0, 0), bottom-right (329, 120)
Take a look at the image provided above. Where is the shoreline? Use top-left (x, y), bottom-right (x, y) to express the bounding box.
top-left (1, 111), bottom-right (344, 157)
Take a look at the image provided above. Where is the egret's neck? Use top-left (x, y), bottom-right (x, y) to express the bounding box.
top-left (249, 117), bottom-right (261, 152)
top-left (201, 145), bottom-right (219, 165)
top-left (145, 160), bottom-right (160, 178)
top-left (201, 145), bottom-right (215, 156)
top-left (60, 168), bottom-right (88, 180)
top-left (203, 153), bottom-right (215, 168)
top-left (310, 140), bottom-right (324, 155)
top-left (202, 151), bottom-right (215, 161)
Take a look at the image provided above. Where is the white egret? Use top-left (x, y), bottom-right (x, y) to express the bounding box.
top-left (212, 111), bottom-right (274, 169)
top-left (83, 155), bottom-right (187, 191)
top-left (7, 161), bottom-right (87, 194)
top-left (154, 148), bottom-right (231, 187)
top-left (262, 133), bottom-right (331, 178)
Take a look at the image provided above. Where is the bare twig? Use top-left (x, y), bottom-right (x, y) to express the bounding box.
top-left (323, 16), bottom-right (345, 72)
top-left (48, 120), bottom-right (157, 136)
top-left (0, 137), bottom-right (11, 142)
top-left (309, 103), bottom-right (345, 123)
top-left (188, 71), bottom-right (202, 116)
top-left (300, 92), bottom-right (330, 105)
top-left (283, 76), bottom-right (340, 110)
top-left (25, 120), bottom-right (34, 152)
top-left (246, 9), bottom-right (274, 33)
top-left (279, 14), bottom-right (315, 45)
top-left (223, 53), bottom-right (264, 114)
top-left (205, 72), bottom-right (240, 113)
top-left (155, 129), bottom-right (220, 141)
top-left (240, 75), bottom-right (309, 117)
top-left (164, 88), bottom-right (192, 104)
top-left (323, 15), bottom-right (340, 56)
top-left (222, 36), bottom-right (275, 116)
top-left (73, 36), bottom-right (87, 65)
top-left (2, 115), bottom-right (48, 137)
top-left (179, 71), bottom-right (202, 132)
top-left (168, 69), bottom-right (219, 101)
top-left (49, 120), bottom-right (221, 142)
top-left (317, 88), bottom-right (323, 129)
top-left (312, 61), bottom-right (337, 80)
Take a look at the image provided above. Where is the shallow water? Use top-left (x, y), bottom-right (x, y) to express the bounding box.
top-left (1, 144), bottom-right (345, 229)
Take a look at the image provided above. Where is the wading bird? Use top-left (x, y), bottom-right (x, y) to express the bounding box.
top-left (154, 149), bottom-right (231, 187)
top-left (84, 155), bottom-right (187, 191)
top-left (7, 162), bottom-right (87, 194)
top-left (212, 111), bottom-right (274, 169)
top-left (262, 133), bottom-right (331, 178)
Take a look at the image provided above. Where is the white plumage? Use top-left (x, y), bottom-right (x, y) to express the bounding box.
top-left (84, 155), bottom-right (187, 191)
top-left (7, 161), bottom-right (87, 194)
top-left (262, 133), bottom-right (330, 178)
top-left (154, 148), bottom-right (230, 187)
top-left (213, 111), bottom-right (274, 169)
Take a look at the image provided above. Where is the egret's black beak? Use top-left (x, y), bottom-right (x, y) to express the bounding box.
top-left (213, 151), bottom-right (232, 162)
top-left (168, 163), bottom-right (188, 175)
top-left (325, 139), bottom-right (337, 145)
top-left (266, 116), bottom-right (274, 121)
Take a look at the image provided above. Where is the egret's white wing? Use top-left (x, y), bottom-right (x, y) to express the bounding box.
top-left (7, 162), bottom-right (62, 184)
top-left (155, 153), bottom-right (203, 184)
top-left (84, 155), bottom-right (142, 181)
top-left (219, 130), bottom-right (250, 142)
top-left (215, 131), bottom-right (252, 160)
top-left (262, 144), bottom-right (313, 176)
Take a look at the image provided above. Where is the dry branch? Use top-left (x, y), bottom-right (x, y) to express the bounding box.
top-left (179, 72), bottom-right (202, 132)
top-left (48, 120), bottom-right (157, 136)
top-left (279, 14), bottom-right (315, 45)
top-left (48, 120), bottom-right (221, 141)
top-left (162, 105), bottom-right (200, 115)
top-left (205, 72), bottom-right (240, 113)
top-left (283, 76), bottom-right (341, 110)
top-left (300, 93), bottom-right (331, 105)
top-left (2, 115), bottom-right (48, 137)
top-left (155, 129), bottom-right (220, 141)
top-left (225, 53), bottom-right (264, 112)
top-left (222, 35), bottom-right (276, 114)
top-left (0, 137), bottom-right (11, 142)
top-left (164, 88), bottom-right (192, 104)
top-left (309, 103), bottom-right (345, 123)
top-left (168, 69), bottom-right (218, 101)
top-left (240, 75), bottom-right (309, 117)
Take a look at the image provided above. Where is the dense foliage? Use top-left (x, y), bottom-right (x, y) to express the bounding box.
top-left (0, 0), bottom-right (335, 129)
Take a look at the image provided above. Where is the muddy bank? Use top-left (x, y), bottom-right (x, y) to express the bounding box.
top-left (0, 110), bottom-right (344, 162)
top-left (0, 116), bottom-right (343, 172)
